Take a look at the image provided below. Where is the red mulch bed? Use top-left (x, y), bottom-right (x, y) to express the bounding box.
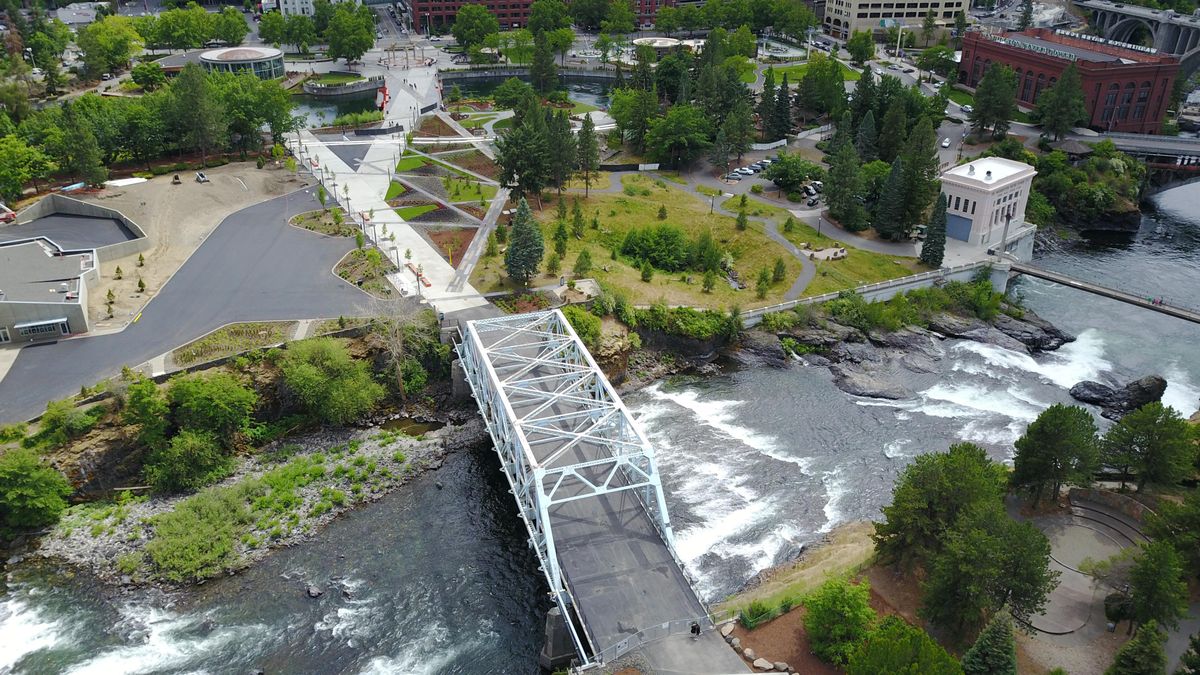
top-left (457, 204), bottom-right (486, 219)
top-left (425, 226), bottom-right (477, 268)
top-left (731, 607), bottom-right (842, 674)
top-left (417, 116), bottom-right (461, 138)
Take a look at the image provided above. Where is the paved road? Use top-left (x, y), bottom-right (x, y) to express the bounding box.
top-left (0, 188), bottom-right (388, 423)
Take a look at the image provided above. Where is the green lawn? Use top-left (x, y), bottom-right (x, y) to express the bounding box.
top-left (396, 204), bottom-right (437, 219)
top-left (396, 155), bottom-right (429, 171)
top-left (740, 68), bottom-right (758, 83)
top-left (446, 180), bottom-right (498, 203)
top-left (570, 99), bottom-right (599, 114)
top-left (309, 72), bottom-right (364, 86)
top-left (493, 117), bottom-right (513, 131)
top-left (385, 181), bottom-right (406, 200)
top-left (470, 174), bottom-right (804, 309)
top-left (771, 61), bottom-right (861, 83)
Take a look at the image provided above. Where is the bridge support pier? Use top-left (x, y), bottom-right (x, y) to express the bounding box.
top-left (450, 359), bottom-right (470, 400)
top-left (538, 606), bottom-right (577, 671)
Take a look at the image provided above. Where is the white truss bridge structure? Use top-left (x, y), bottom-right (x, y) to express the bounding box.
top-left (457, 310), bottom-right (712, 667)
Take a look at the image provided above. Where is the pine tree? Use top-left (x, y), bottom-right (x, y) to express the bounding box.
top-left (855, 109), bottom-right (878, 162)
top-left (546, 251), bottom-right (561, 274)
top-left (63, 105), bottom-right (108, 187)
top-left (736, 209), bottom-right (748, 231)
top-left (962, 613), bottom-right (1017, 675)
top-left (1106, 621), bottom-right (1166, 675)
top-left (702, 268), bottom-right (717, 292)
top-left (827, 142), bottom-right (865, 231)
top-left (1017, 0), bottom-right (1033, 30)
top-left (783, 216), bottom-right (795, 233)
top-left (849, 70), bottom-right (876, 132)
top-left (758, 68), bottom-right (775, 140)
top-left (709, 126), bottom-right (732, 172)
top-left (504, 198), bottom-right (544, 284)
top-left (771, 74), bottom-right (792, 140)
top-left (873, 157), bottom-right (907, 240)
top-left (573, 248), bottom-right (592, 275)
top-left (920, 193), bottom-right (947, 268)
top-left (900, 117), bottom-right (940, 239)
top-left (1012, 404), bottom-right (1098, 508)
top-left (576, 114), bottom-right (600, 197)
top-left (547, 110), bottom-right (576, 193)
top-left (724, 99), bottom-right (755, 162)
top-left (1131, 540), bottom-right (1189, 631)
top-left (878, 99), bottom-right (908, 164)
top-left (755, 267), bottom-right (771, 299)
top-left (530, 34), bottom-right (558, 93)
top-left (772, 257), bottom-right (786, 282)
top-left (640, 259), bottom-right (653, 281)
top-left (571, 199), bottom-right (585, 238)
top-left (553, 220), bottom-right (569, 257)
top-left (830, 110), bottom-right (854, 153)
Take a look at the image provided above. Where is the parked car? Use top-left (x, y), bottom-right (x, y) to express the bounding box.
top-left (812, 181), bottom-right (823, 193)
top-left (737, 167), bottom-right (754, 175)
top-left (429, 35), bottom-right (442, 41)
top-left (960, 104), bottom-right (974, 114)
top-left (887, 64), bottom-right (901, 70)
top-left (803, 185), bottom-right (816, 196)
top-left (942, 138), bottom-right (953, 148)
top-left (724, 172), bottom-right (742, 181)
top-left (903, 68), bottom-right (915, 74)
top-left (760, 158), bottom-right (773, 165)
top-left (195, 171), bottom-right (209, 183)
top-left (807, 197), bottom-right (819, 207)
top-left (101, 73), bottom-right (112, 80)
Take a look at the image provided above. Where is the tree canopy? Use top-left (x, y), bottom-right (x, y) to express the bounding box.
top-left (1011, 403), bottom-right (1099, 508)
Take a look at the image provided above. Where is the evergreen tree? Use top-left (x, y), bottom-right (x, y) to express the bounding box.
top-left (546, 251), bottom-right (561, 274)
top-left (1131, 540), bottom-right (1189, 631)
top-left (640, 259), bottom-right (653, 281)
top-left (962, 613), bottom-right (1017, 675)
top-left (1035, 63), bottom-right (1088, 141)
top-left (709, 126), bottom-right (732, 172)
top-left (530, 35), bottom-right (558, 93)
top-left (920, 192), bottom-right (947, 267)
top-left (849, 70), bottom-right (876, 133)
top-left (755, 267), bottom-right (771, 299)
top-left (900, 116), bottom-right (940, 238)
top-left (878, 98), bottom-right (908, 164)
top-left (496, 110), bottom-right (550, 207)
top-left (62, 105), bottom-right (108, 186)
top-left (1017, 0), bottom-right (1033, 31)
top-left (971, 63), bottom-right (1018, 139)
top-left (1102, 402), bottom-right (1194, 492)
top-left (736, 209), bottom-right (748, 231)
top-left (827, 142), bottom-right (865, 231)
top-left (553, 220), bottom-right (569, 257)
top-left (757, 67), bottom-right (775, 140)
top-left (547, 109), bottom-right (576, 193)
top-left (573, 248), bottom-right (592, 275)
top-left (855, 109), bottom-right (878, 162)
top-left (723, 99), bottom-right (755, 161)
top-left (922, 9), bottom-right (938, 46)
top-left (771, 74), bottom-right (792, 140)
top-left (1106, 621), bottom-right (1166, 675)
top-left (702, 268), bottom-right (717, 292)
top-left (873, 156), bottom-right (907, 240)
top-left (504, 198), bottom-right (544, 284)
top-left (1011, 404), bottom-right (1099, 508)
top-left (772, 257), bottom-right (786, 282)
top-left (954, 11), bottom-right (968, 49)
top-left (575, 114), bottom-right (600, 197)
top-left (571, 198), bottom-right (585, 238)
top-left (830, 110), bottom-right (854, 153)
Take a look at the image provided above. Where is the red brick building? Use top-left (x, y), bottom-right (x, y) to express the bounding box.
top-left (959, 28), bottom-right (1180, 134)
top-left (415, 0), bottom-right (674, 33)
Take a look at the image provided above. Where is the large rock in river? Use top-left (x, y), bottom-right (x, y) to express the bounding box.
top-left (992, 312), bottom-right (1075, 351)
top-left (737, 330), bottom-right (790, 368)
top-left (1069, 375), bottom-right (1168, 419)
top-left (830, 364), bottom-right (914, 400)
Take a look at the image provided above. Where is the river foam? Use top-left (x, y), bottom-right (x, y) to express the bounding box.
top-left (0, 595), bottom-right (64, 672)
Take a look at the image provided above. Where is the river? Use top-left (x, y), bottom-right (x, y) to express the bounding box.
top-left (2, 187), bottom-right (1198, 673)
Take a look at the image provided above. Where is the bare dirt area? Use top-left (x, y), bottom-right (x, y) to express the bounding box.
top-left (437, 149), bottom-right (500, 178)
top-left (421, 226), bottom-right (478, 268)
top-left (82, 164), bottom-right (312, 330)
top-left (731, 607), bottom-right (842, 674)
top-left (416, 116), bottom-right (460, 138)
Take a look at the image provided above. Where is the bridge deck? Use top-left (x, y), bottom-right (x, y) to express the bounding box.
top-left (1011, 262), bottom-right (1200, 324)
top-left (463, 311), bottom-right (748, 672)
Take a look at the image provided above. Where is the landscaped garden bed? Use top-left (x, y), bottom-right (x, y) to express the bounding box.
top-left (418, 226), bottom-right (477, 268)
top-left (171, 321), bottom-right (297, 367)
top-left (335, 247), bottom-right (399, 298)
top-left (290, 208), bottom-right (355, 237)
top-left (416, 115), bottom-right (460, 138)
top-left (437, 149), bottom-right (500, 179)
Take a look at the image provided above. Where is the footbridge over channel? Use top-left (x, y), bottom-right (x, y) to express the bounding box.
top-left (456, 310), bottom-right (749, 672)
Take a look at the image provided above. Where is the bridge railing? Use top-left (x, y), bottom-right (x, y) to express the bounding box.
top-left (576, 609), bottom-right (739, 670)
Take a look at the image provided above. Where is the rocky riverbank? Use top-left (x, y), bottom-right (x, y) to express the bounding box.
top-left (16, 417), bottom-right (488, 591)
top-left (744, 306), bottom-right (1076, 401)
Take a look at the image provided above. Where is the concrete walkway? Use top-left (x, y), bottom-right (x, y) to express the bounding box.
top-left (788, 211), bottom-right (919, 257)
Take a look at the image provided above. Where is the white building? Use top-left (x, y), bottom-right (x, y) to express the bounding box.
top-left (939, 156), bottom-right (1038, 260)
top-left (275, 0), bottom-right (359, 18)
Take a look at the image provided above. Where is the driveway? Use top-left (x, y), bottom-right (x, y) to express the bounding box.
top-left (0, 188), bottom-right (386, 423)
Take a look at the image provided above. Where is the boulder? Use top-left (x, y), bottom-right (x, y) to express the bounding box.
top-left (830, 365), bottom-right (914, 400)
top-left (957, 326), bottom-right (1031, 353)
top-left (928, 312), bottom-right (987, 338)
top-left (737, 331), bottom-right (791, 369)
top-left (753, 658), bottom-right (774, 670)
top-left (730, 637), bottom-right (741, 649)
top-left (743, 648), bottom-right (757, 661)
top-left (1070, 375), bottom-right (1168, 419)
top-left (305, 585), bottom-right (324, 598)
top-left (721, 622), bottom-right (735, 637)
top-left (867, 326), bottom-right (941, 357)
top-left (774, 663), bottom-right (789, 672)
top-left (781, 322), bottom-right (862, 348)
top-left (992, 312), bottom-right (1075, 351)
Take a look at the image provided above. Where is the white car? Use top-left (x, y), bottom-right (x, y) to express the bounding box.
top-left (429, 35), bottom-right (442, 41)
top-left (941, 138), bottom-right (952, 148)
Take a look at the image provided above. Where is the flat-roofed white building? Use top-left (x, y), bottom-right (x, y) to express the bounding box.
top-left (939, 156), bottom-right (1037, 260)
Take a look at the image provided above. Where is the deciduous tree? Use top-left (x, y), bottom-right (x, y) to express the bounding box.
top-left (452, 4), bottom-right (499, 50)
top-left (846, 29), bottom-right (874, 65)
top-left (1102, 402), bottom-right (1193, 492)
top-left (804, 578), bottom-right (876, 665)
top-left (1131, 541), bottom-right (1189, 631)
top-left (847, 615), bottom-right (960, 675)
top-left (1011, 403), bottom-right (1099, 508)
top-left (1106, 621), bottom-right (1166, 675)
top-left (1033, 62), bottom-right (1090, 140)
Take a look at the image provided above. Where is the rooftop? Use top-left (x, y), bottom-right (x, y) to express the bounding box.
top-left (0, 239), bottom-right (93, 303)
top-left (200, 46), bottom-right (283, 62)
top-left (944, 157), bottom-right (1036, 187)
top-left (982, 28), bottom-right (1170, 65)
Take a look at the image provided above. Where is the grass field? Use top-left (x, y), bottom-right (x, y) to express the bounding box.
top-left (771, 60), bottom-right (861, 83)
top-left (445, 179), bottom-right (498, 203)
top-left (309, 72), bottom-right (364, 86)
top-left (459, 114), bottom-right (498, 130)
top-left (396, 204), bottom-right (438, 219)
top-left (563, 172), bottom-right (612, 192)
top-left (385, 182), bottom-right (406, 200)
top-left (470, 175), bottom-right (804, 308)
top-left (396, 155), bottom-right (429, 172)
top-left (570, 99), bottom-right (600, 114)
top-left (493, 117), bottom-right (514, 131)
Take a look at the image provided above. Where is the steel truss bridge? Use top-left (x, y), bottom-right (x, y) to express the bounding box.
top-left (457, 310), bottom-right (743, 670)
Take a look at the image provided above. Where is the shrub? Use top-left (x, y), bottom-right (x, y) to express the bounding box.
top-left (143, 430), bottom-right (234, 493)
top-left (847, 615), bottom-right (960, 675)
top-left (122, 378), bottom-right (169, 450)
top-left (804, 578), bottom-right (876, 665)
top-left (28, 399), bottom-right (103, 450)
top-left (279, 338), bottom-right (385, 425)
top-left (331, 110), bottom-right (385, 127)
top-left (0, 448), bottom-right (72, 535)
top-left (167, 372), bottom-right (257, 445)
top-left (635, 304), bottom-right (739, 341)
top-left (144, 480), bottom-right (260, 582)
top-left (401, 358), bottom-right (428, 395)
top-left (562, 305), bottom-right (601, 348)
top-left (740, 599), bottom-right (774, 629)
top-left (640, 259), bottom-right (654, 282)
top-left (751, 184), bottom-right (764, 194)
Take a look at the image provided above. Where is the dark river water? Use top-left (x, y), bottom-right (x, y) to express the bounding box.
top-left (2, 186), bottom-right (1198, 673)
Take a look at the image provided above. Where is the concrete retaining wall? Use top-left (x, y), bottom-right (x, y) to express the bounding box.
top-left (744, 261), bottom-right (1003, 326)
top-left (302, 74), bottom-right (384, 96)
top-left (1069, 487), bottom-right (1159, 524)
top-left (12, 193), bottom-right (151, 264)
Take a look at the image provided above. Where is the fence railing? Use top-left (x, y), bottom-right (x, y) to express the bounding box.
top-left (743, 261), bottom-right (991, 324)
